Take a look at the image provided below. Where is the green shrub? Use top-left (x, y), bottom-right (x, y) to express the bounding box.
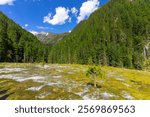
top-left (143, 60), bottom-right (150, 70)
top-left (86, 66), bottom-right (104, 87)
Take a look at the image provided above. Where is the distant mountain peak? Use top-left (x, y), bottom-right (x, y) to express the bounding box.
top-left (35, 32), bottom-right (68, 44)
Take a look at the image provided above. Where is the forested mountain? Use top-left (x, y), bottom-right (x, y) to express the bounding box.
top-left (0, 11), bottom-right (48, 62)
top-left (48, 0), bottom-right (150, 69)
top-left (1, 0), bottom-right (150, 69)
top-left (36, 32), bottom-right (68, 44)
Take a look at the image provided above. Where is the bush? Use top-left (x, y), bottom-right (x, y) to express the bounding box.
top-left (86, 66), bottom-right (104, 88)
top-left (143, 60), bottom-right (150, 70)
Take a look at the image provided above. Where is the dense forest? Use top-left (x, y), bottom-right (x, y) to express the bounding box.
top-left (0, 0), bottom-right (150, 69)
top-left (48, 0), bottom-right (150, 69)
top-left (0, 11), bottom-right (48, 63)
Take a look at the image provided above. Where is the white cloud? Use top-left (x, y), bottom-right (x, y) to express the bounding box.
top-left (0, 0), bottom-right (15, 5)
top-left (25, 24), bottom-right (28, 27)
top-left (30, 30), bottom-right (38, 35)
top-left (43, 7), bottom-right (70, 25)
top-left (77, 0), bottom-right (99, 23)
top-left (71, 7), bottom-right (78, 16)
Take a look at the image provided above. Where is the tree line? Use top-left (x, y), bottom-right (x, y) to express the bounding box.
top-left (0, 11), bottom-right (49, 63)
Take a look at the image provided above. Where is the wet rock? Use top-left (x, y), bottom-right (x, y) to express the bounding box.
top-left (26, 85), bottom-right (45, 91)
top-left (101, 92), bottom-right (116, 99)
top-left (0, 68), bottom-right (26, 74)
top-left (122, 91), bottom-right (134, 100)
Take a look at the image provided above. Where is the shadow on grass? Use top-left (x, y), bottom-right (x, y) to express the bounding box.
top-left (0, 88), bottom-right (14, 100)
top-left (87, 83), bottom-right (102, 88)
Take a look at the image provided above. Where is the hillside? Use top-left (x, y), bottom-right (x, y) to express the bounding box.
top-left (0, 11), bottom-right (48, 62)
top-left (36, 32), bottom-right (68, 45)
top-left (48, 0), bottom-right (150, 69)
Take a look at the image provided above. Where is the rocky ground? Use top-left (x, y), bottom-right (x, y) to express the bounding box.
top-left (0, 63), bottom-right (150, 100)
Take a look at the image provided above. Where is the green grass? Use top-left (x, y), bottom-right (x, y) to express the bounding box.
top-left (0, 63), bottom-right (150, 100)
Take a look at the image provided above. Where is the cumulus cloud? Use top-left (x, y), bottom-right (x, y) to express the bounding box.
top-left (0, 0), bottom-right (15, 5)
top-left (77, 0), bottom-right (100, 23)
top-left (43, 1), bottom-right (99, 25)
top-left (43, 7), bottom-right (70, 25)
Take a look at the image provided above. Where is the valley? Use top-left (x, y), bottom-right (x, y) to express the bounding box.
top-left (0, 0), bottom-right (150, 100)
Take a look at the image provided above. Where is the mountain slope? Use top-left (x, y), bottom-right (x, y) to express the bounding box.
top-left (0, 11), bottom-right (48, 62)
top-left (48, 0), bottom-right (150, 69)
top-left (36, 32), bottom-right (68, 45)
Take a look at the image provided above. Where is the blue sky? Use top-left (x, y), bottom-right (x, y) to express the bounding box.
top-left (0, 0), bottom-right (109, 34)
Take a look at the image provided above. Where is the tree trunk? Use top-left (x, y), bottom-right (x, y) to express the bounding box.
top-left (94, 75), bottom-right (96, 88)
